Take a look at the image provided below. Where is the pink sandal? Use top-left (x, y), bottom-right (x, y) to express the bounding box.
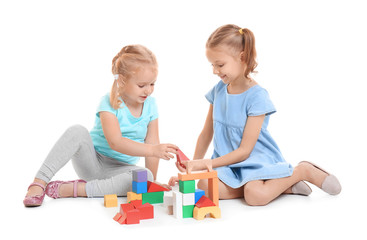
top-left (23, 182), bottom-right (46, 207)
top-left (45, 179), bottom-right (86, 199)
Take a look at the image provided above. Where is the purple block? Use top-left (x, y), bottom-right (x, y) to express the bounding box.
top-left (132, 169), bottom-right (148, 182)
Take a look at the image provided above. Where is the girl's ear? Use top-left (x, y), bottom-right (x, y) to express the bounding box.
top-left (240, 51), bottom-right (245, 62)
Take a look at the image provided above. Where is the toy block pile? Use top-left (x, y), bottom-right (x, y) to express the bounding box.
top-left (113, 200), bottom-right (154, 225)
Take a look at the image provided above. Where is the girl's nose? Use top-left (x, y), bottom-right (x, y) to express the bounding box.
top-left (212, 67), bottom-right (219, 75)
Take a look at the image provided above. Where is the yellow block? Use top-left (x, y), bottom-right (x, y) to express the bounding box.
top-left (193, 206), bottom-right (221, 220)
top-left (104, 194), bottom-right (118, 208)
top-left (127, 191), bottom-right (142, 202)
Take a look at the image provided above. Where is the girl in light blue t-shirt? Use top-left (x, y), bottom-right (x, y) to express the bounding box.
top-left (170, 24), bottom-right (341, 206)
top-left (23, 45), bottom-right (178, 207)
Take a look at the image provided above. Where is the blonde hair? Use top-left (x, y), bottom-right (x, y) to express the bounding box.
top-left (110, 44), bottom-right (158, 109)
top-left (206, 24), bottom-right (257, 79)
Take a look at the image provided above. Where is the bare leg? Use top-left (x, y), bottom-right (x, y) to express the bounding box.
top-left (243, 162), bottom-right (328, 206)
top-left (59, 182), bottom-right (87, 197)
top-left (26, 178), bottom-right (47, 197)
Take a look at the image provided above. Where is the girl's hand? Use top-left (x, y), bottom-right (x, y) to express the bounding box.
top-left (168, 176), bottom-right (179, 187)
top-left (175, 161), bottom-right (187, 173)
top-left (151, 144), bottom-right (178, 160)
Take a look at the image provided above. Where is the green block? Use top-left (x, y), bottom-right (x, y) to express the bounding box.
top-left (179, 180), bottom-right (195, 193)
top-left (142, 191), bottom-right (164, 204)
top-left (183, 205), bottom-right (195, 218)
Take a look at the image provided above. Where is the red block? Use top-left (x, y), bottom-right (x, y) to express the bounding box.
top-left (176, 149), bottom-right (190, 169)
top-left (125, 209), bottom-right (140, 224)
top-left (120, 203), bottom-right (135, 215)
top-left (147, 181), bottom-right (169, 192)
top-left (195, 195), bottom-right (216, 208)
top-left (137, 203), bottom-right (154, 220)
top-left (130, 200), bottom-right (142, 208)
top-left (113, 213), bottom-right (122, 222)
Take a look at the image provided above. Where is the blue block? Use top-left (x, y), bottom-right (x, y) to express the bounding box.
top-left (195, 189), bottom-right (205, 203)
top-left (132, 169), bottom-right (148, 182)
top-left (132, 181), bottom-right (147, 194)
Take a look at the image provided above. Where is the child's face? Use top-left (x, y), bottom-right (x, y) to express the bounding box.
top-left (206, 46), bottom-right (245, 85)
top-left (121, 65), bottom-right (157, 105)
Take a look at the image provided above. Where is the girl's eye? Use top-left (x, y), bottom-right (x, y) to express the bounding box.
top-left (218, 64), bottom-right (224, 68)
top-left (138, 85), bottom-right (145, 88)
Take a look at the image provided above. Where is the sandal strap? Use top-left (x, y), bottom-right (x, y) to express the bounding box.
top-left (73, 180), bottom-right (86, 198)
top-left (28, 182), bottom-right (46, 191)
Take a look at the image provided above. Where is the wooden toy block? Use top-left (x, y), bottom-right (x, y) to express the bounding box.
top-left (176, 149), bottom-right (190, 169)
top-left (182, 205), bottom-right (195, 218)
top-left (173, 191), bottom-right (183, 219)
top-left (113, 213), bottom-right (122, 222)
top-left (130, 199), bottom-right (142, 208)
top-left (193, 206), bottom-right (221, 220)
top-left (132, 169), bottom-right (148, 182)
top-left (147, 181), bottom-right (170, 192)
top-left (127, 191), bottom-right (142, 202)
top-left (125, 209), bottom-right (140, 224)
top-left (142, 191), bottom-right (164, 204)
top-left (132, 181), bottom-right (147, 194)
top-left (195, 196), bottom-right (216, 208)
top-left (117, 214), bottom-right (127, 224)
top-left (185, 159), bottom-right (212, 174)
top-left (208, 177), bottom-right (219, 206)
top-left (120, 203), bottom-right (135, 215)
top-left (104, 194), bottom-right (118, 208)
top-left (136, 203), bottom-right (154, 220)
top-left (182, 193), bottom-right (195, 206)
top-left (179, 180), bottom-right (195, 193)
top-left (195, 189), bottom-right (205, 203)
top-left (178, 171), bottom-right (217, 181)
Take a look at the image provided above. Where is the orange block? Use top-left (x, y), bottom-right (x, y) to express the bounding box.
top-left (196, 196), bottom-right (216, 208)
top-left (178, 171), bottom-right (217, 181)
top-left (147, 181), bottom-right (170, 192)
top-left (208, 177), bottom-right (219, 206)
top-left (127, 191), bottom-right (142, 202)
top-left (193, 206), bottom-right (221, 220)
top-left (104, 194), bottom-right (118, 208)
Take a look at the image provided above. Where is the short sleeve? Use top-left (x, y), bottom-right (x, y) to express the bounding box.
top-left (96, 94), bottom-right (117, 116)
top-left (148, 97), bottom-right (159, 122)
top-left (205, 86), bottom-right (215, 104)
top-left (247, 88), bottom-right (276, 116)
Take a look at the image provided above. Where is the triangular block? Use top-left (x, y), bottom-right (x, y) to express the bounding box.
top-left (195, 195), bottom-right (216, 208)
top-left (147, 181), bottom-right (169, 192)
top-left (130, 200), bottom-right (143, 208)
top-left (176, 149), bottom-right (190, 168)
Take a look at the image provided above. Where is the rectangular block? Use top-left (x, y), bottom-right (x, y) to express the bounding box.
top-left (137, 203), bottom-right (154, 220)
top-left (182, 193), bottom-right (195, 206)
top-left (132, 169), bottom-right (148, 182)
top-left (142, 191), bottom-right (164, 204)
top-left (208, 177), bottom-right (219, 206)
top-left (183, 205), bottom-right (195, 218)
top-left (127, 191), bottom-right (142, 202)
top-left (178, 171), bottom-right (217, 181)
top-left (173, 191), bottom-right (183, 219)
top-left (104, 194), bottom-right (118, 208)
top-left (195, 189), bottom-right (205, 203)
top-left (132, 181), bottom-right (147, 194)
top-left (179, 180), bottom-right (195, 193)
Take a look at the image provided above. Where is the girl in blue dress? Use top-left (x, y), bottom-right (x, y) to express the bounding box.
top-left (171, 24), bottom-right (341, 206)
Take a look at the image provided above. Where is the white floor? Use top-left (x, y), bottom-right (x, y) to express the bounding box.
top-left (8, 176), bottom-right (364, 240)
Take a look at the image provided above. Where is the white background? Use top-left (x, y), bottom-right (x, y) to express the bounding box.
top-left (1, 0), bottom-right (366, 239)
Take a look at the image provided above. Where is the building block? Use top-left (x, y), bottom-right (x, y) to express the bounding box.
top-left (132, 181), bottom-right (147, 194)
top-left (130, 199), bottom-right (142, 208)
top-left (125, 209), bottom-right (140, 224)
top-left (179, 180), bottom-right (195, 193)
top-left (120, 203), bottom-right (135, 215)
top-left (193, 206), bottom-right (221, 220)
top-left (104, 194), bottom-right (118, 208)
top-left (178, 171), bottom-right (217, 181)
top-left (196, 195), bottom-right (216, 208)
top-left (183, 205), bottom-right (195, 218)
top-left (147, 181), bottom-right (170, 192)
top-left (127, 191), bottom-right (142, 202)
top-left (113, 213), bottom-right (122, 222)
top-left (132, 169), bottom-right (148, 182)
top-left (173, 191), bottom-right (183, 219)
top-left (208, 177), bottom-right (219, 206)
top-left (195, 189), bottom-right (205, 203)
top-left (182, 193), bottom-right (195, 206)
top-left (136, 203), bottom-right (154, 220)
top-left (176, 149), bottom-right (190, 169)
top-left (142, 191), bottom-right (164, 204)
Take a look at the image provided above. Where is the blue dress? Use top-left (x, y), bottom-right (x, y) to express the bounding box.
top-left (206, 81), bottom-right (293, 188)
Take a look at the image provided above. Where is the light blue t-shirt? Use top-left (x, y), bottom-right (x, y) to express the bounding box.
top-left (90, 94), bottom-right (159, 165)
top-left (206, 80), bottom-right (293, 188)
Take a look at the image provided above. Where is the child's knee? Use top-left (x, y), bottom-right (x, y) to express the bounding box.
top-left (197, 179), bottom-right (209, 193)
top-left (244, 185), bottom-right (270, 206)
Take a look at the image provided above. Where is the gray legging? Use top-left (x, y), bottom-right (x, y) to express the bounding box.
top-left (35, 124), bottom-right (153, 197)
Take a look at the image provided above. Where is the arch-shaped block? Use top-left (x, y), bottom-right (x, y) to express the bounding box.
top-left (193, 206), bottom-right (221, 220)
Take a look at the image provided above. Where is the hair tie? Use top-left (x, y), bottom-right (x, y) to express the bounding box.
top-left (113, 74), bottom-right (119, 80)
top-left (239, 28), bottom-right (244, 35)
